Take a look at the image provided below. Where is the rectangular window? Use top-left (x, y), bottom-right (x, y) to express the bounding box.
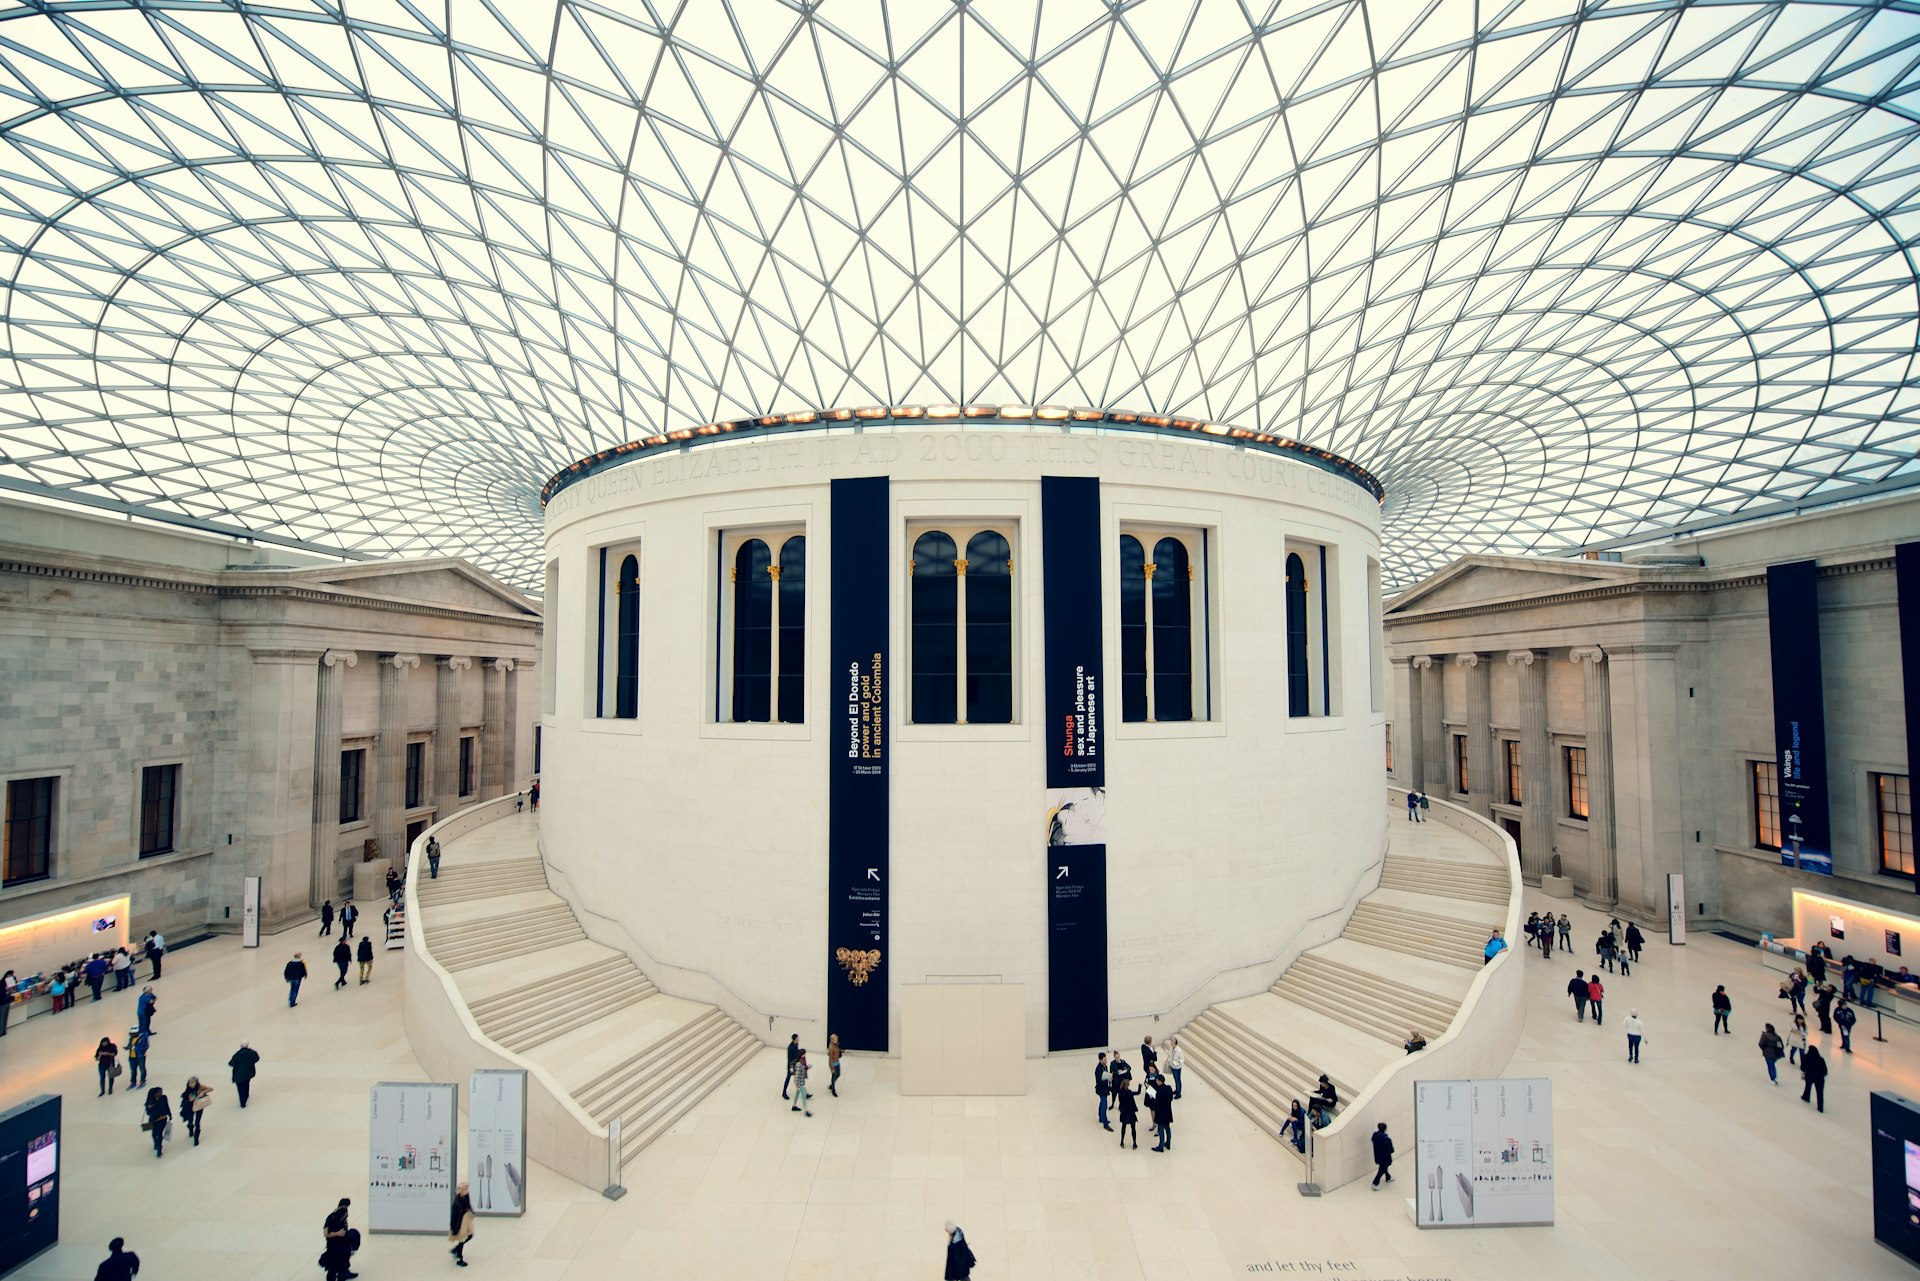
top-left (405, 741), bottom-right (424, 809)
top-left (138, 764), bottom-right (179, 858)
top-left (3, 776), bottom-right (55, 886)
top-left (1384, 725), bottom-right (1393, 775)
top-left (533, 725), bottom-right (542, 775)
top-left (1753, 761), bottom-right (1781, 851)
top-left (1453, 734), bottom-right (1469, 795)
top-left (459, 736), bottom-right (475, 797)
top-left (719, 529), bottom-right (806, 723)
top-left (910, 524), bottom-right (1017, 724)
top-left (1505, 740), bottom-right (1523, 805)
top-left (1566, 746), bottom-right (1589, 820)
top-left (1878, 773), bottom-right (1914, 878)
top-left (340, 749), bottom-right (365, 824)
top-left (1120, 526), bottom-right (1210, 723)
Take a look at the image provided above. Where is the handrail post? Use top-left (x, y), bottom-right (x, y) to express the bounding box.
top-left (1297, 1120), bottom-right (1322, 1197)
top-left (602, 1117), bottom-right (627, 1201)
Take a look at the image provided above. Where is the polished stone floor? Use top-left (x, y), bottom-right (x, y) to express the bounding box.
top-left (0, 886), bottom-right (1911, 1281)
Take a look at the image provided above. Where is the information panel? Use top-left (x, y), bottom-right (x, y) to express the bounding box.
top-left (0, 1095), bottom-right (60, 1275)
top-left (467, 1070), bottom-right (526, 1217)
top-left (827, 475), bottom-right (889, 1051)
top-left (1413, 1078), bottom-right (1554, 1228)
top-left (1898, 543), bottom-right (1920, 896)
top-left (242, 875), bottom-right (260, 949)
top-left (1768, 560), bottom-right (1832, 874)
top-left (1870, 1091), bottom-right (1920, 1266)
top-left (368, 1082), bottom-right (457, 1234)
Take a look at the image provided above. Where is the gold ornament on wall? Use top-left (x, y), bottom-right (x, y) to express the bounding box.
top-left (835, 947), bottom-right (882, 986)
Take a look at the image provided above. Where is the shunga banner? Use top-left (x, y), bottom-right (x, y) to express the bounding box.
top-left (1768, 560), bottom-right (1833, 874)
top-left (828, 476), bottom-right (889, 1051)
top-left (1899, 543), bottom-right (1920, 894)
top-left (1042, 476), bottom-right (1109, 1052)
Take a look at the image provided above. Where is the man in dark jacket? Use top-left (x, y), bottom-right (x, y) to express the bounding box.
top-left (1836, 1000), bottom-right (1857, 1052)
top-left (1314, 1074), bottom-right (1338, 1112)
top-left (331, 939), bottom-right (352, 989)
top-left (1568, 970), bottom-right (1589, 1021)
top-left (319, 900), bottom-right (334, 936)
top-left (1711, 985), bottom-right (1732, 1034)
top-left (1624, 921), bottom-right (1645, 962)
top-left (1800, 1043), bottom-right (1829, 1112)
top-left (93, 1237), bottom-right (140, 1280)
top-left (340, 903), bottom-right (358, 940)
top-left (322, 1198), bottom-right (355, 1281)
top-left (1371, 1122), bottom-right (1395, 1187)
top-left (1149, 1074), bottom-right (1174, 1151)
top-left (1814, 982), bottom-right (1836, 1033)
top-left (782, 1033), bottom-right (800, 1099)
top-left (1094, 1053), bottom-right (1111, 1130)
top-left (1808, 942), bottom-right (1830, 984)
top-left (943, 1222), bottom-right (975, 1280)
top-left (229, 1042), bottom-right (260, 1107)
top-left (86, 953), bottom-right (107, 1001)
top-left (356, 935), bottom-right (375, 985)
top-left (284, 953), bottom-right (307, 1007)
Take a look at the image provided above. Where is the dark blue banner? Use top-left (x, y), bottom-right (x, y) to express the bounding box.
top-left (1042, 475), bottom-right (1108, 1050)
top-left (828, 476), bottom-right (889, 1050)
top-left (1768, 560), bottom-right (1832, 874)
top-left (1899, 544), bottom-right (1920, 894)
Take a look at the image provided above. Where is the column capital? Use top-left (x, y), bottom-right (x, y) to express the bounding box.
top-left (321, 648), bottom-right (358, 669)
top-left (437, 655), bottom-right (473, 671)
top-left (1453, 651), bottom-right (1489, 668)
top-left (1505, 649), bottom-right (1541, 667)
top-left (1409, 654), bottom-right (1436, 670)
top-left (382, 652), bottom-right (422, 671)
top-left (1569, 646), bottom-right (1606, 666)
top-left (488, 657), bottom-right (517, 673)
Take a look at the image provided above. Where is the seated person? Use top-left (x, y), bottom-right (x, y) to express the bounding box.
top-left (1279, 1100), bottom-right (1307, 1151)
top-left (1897, 966), bottom-right (1919, 988)
top-left (1307, 1102), bottom-right (1331, 1130)
top-left (1404, 1031), bottom-right (1428, 1055)
top-left (1313, 1073), bottom-right (1338, 1112)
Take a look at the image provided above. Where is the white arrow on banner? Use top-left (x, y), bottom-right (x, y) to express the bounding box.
top-left (1056, 865), bottom-right (1069, 879)
top-left (866, 868), bottom-right (879, 881)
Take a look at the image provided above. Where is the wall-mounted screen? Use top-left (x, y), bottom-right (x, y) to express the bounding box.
top-left (0, 1094), bottom-right (61, 1275)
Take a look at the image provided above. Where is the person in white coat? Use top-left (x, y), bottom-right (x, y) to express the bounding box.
top-left (1622, 1010), bottom-right (1645, 1063)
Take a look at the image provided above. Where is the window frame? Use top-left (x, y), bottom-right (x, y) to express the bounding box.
top-left (404, 740), bottom-right (426, 810)
top-left (1752, 760), bottom-right (1781, 851)
top-left (1565, 745), bottom-right (1589, 820)
top-left (3, 775), bottom-right (57, 887)
top-left (591, 540), bottom-right (644, 721)
top-left (1504, 739), bottom-right (1522, 806)
top-left (1875, 772), bottom-right (1913, 879)
top-left (905, 520), bottom-right (1020, 726)
top-left (1117, 523), bottom-right (1212, 724)
top-left (1283, 536), bottom-right (1340, 718)
top-left (1384, 724), bottom-right (1394, 776)
top-left (459, 735), bottom-right (475, 797)
top-left (137, 762), bottom-right (180, 859)
top-left (339, 747), bottom-right (367, 826)
top-left (713, 525), bottom-right (808, 725)
top-left (1453, 732), bottom-right (1469, 796)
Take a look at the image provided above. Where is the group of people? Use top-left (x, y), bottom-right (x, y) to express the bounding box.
top-left (1403, 791), bottom-right (1431, 821)
top-left (1278, 1074), bottom-right (1341, 1151)
top-left (9, 932), bottom-right (166, 1022)
top-left (781, 1032), bottom-right (844, 1116)
top-left (1093, 1035), bottom-right (1186, 1151)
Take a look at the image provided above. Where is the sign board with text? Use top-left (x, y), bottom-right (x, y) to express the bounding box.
top-left (1413, 1078), bottom-right (1554, 1228)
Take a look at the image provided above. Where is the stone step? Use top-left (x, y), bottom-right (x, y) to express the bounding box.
top-left (1269, 971), bottom-right (1419, 1046)
top-left (1182, 1014), bottom-right (1330, 1111)
top-left (1349, 899), bottom-right (1494, 944)
top-left (617, 1028), bottom-right (766, 1160)
top-left (1341, 918), bottom-right (1482, 970)
top-left (469, 954), bottom-right (634, 1021)
top-left (1286, 952), bottom-right (1460, 1028)
top-left (490, 971), bottom-right (663, 1054)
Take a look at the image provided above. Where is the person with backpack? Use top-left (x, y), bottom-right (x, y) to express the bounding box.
top-left (1758, 1023), bottom-right (1786, 1084)
top-left (125, 1027), bottom-right (148, 1088)
top-left (426, 835), bottom-right (442, 879)
top-left (1417, 792), bottom-right (1430, 821)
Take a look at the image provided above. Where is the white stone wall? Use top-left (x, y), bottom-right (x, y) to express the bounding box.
top-left (541, 427), bottom-right (1387, 1054)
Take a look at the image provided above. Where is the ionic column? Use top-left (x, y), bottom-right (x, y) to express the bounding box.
top-left (1417, 654), bottom-right (1447, 797)
top-left (375, 653), bottom-right (421, 864)
top-left (483, 658), bottom-right (515, 799)
top-left (310, 649), bottom-right (357, 906)
top-left (1507, 650), bottom-right (1553, 880)
top-left (1571, 646), bottom-right (1617, 907)
top-left (434, 656), bottom-right (471, 812)
top-left (1457, 652), bottom-right (1493, 818)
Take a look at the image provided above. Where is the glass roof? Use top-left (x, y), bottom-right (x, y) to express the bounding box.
top-left (0, 0), bottom-right (1916, 591)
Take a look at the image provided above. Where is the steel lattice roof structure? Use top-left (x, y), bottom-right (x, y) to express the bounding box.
top-left (1, 0), bottom-right (1917, 591)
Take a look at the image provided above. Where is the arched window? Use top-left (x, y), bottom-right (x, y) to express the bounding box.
top-left (614, 554), bottom-right (640, 719)
top-left (776, 536), bottom-right (806, 724)
top-left (732, 539), bottom-right (772, 722)
top-left (911, 531), bottom-right (958, 723)
top-left (1151, 537), bottom-right (1192, 721)
top-left (1119, 535), bottom-right (1147, 722)
top-left (1286, 552), bottom-right (1310, 717)
top-left (965, 530), bottom-right (1012, 723)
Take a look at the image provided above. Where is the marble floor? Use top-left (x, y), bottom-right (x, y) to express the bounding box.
top-left (0, 886), bottom-right (1912, 1281)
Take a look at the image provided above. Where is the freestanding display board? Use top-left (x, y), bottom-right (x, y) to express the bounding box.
top-left (0, 1095), bottom-right (59, 1277)
top-left (467, 1070), bottom-right (526, 1217)
top-left (368, 1082), bottom-right (457, 1234)
top-left (1413, 1078), bottom-right (1554, 1227)
top-left (242, 875), bottom-right (261, 948)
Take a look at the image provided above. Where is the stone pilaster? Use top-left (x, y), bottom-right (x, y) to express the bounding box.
top-left (1571, 646), bottom-right (1617, 907)
top-left (1507, 649), bottom-right (1552, 880)
top-left (483, 657), bottom-right (515, 799)
top-left (434, 656), bottom-right (472, 812)
top-left (502, 661), bottom-right (522, 791)
top-left (246, 648), bottom-right (322, 929)
top-left (1457, 652), bottom-right (1492, 817)
top-left (1390, 657), bottom-right (1415, 786)
top-left (1607, 643), bottom-right (1683, 920)
top-left (375, 653), bottom-right (421, 864)
top-left (1415, 654), bottom-right (1447, 797)
top-left (310, 648), bottom-right (357, 906)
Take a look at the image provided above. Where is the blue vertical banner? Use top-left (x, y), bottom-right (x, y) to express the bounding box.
top-left (1042, 475), bottom-right (1109, 1051)
top-left (1768, 560), bottom-right (1832, 874)
top-left (1898, 543), bottom-right (1920, 894)
top-left (828, 476), bottom-right (889, 1050)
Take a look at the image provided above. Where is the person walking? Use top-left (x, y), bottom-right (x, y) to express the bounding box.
top-left (1568, 970), bottom-right (1590, 1022)
top-left (1800, 1043), bottom-right (1829, 1112)
top-left (1557, 914), bottom-right (1573, 951)
top-left (340, 903), bottom-right (358, 940)
top-left (1115, 1075), bottom-right (1139, 1149)
top-left (1625, 921), bottom-right (1645, 963)
top-left (1596, 930), bottom-right (1617, 973)
top-left (826, 1033), bottom-right (842, 1097)
top-left (179, 1076), bottom-right (210, 1146)
top-left (782, 1033), bottom-right (800, 1099)
top-left (1167, 1037), bottom-right (1185, 1099)
top-left (1280, 1099), bottom-right (1307, 1152)
top-left (229, 1042), bottom-right (260, 1107)
top-left (1483, 930), bottom-right (1507, 965)
top-left (1587, 974), bottom-right (1605, 1026)
top-left (321, 1198), bottom-right (355, 1281)
top-left (86, 952), bottom-right (107, 1001)
top-left (426, 835), bottom-right (441, 879)
top-left (356, 935), bottom-right (374, 985)
top-left (319, 900), bottom-right (334, 936)
top-left (1711, 985), bottom-right (1732, 1035)
top-left (1788, 1014), bottom-right (1809, 1066)
top-left (449, 1180), bottom-right (474, 1267)
top-left (332, 939), bottom-right (351, 990)
top-left (1814, 982), bottom-right (1836, 1033)
top-left (1623, 1009), bottom-right (1644, 1063)
top-left (126, 1027), bottom-right (148, 1089)
top-left (284, 953), bottom-right (307, 1007)
top-left (1149, 1074), bottom-right (1175, 1152)
top-left (95, 1035), bottom-right (120, 1096)
top-left (1417, 791), bottom-right (1430, 821)
top-left (93, 1237), bottom-right (140, 1280)
top-left (1406, 790), bottom-right (1419, 821)
top-left (136, 987), bottom-right (156, 1037)
top-left (1789, 969), bottom-right (1809, 1015)
top-left (790, 1048), bottom-right (812, 1117)
top-left (1371, 1122), bottom-right (1395, 1187)
top-left (1808, 940), bottom-right (1831, 984)
top-left (1095, 1053), bottom-right (1112, 1130)
top-left (1759, 1023), bottom-right (1786, 1084)
top-left (1836, 999), bottom-right (1857, 1053)
top-left (529, 780), bottom-right (540, 810)
top-left (142, 1086), bottom-right (171, 1158)
top-left (943, 1221), bottom-right (976, 1280)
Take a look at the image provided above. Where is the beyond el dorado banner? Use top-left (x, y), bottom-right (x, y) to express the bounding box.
top-left (1768, 560), bottom-right (1832, 874)
top-left (828, 476), bottom-right (889, 1049)
top-left (1042, 475), bottom-right (1109, 1051)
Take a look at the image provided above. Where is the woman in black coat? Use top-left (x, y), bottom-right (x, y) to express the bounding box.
top-left (1114, 1080), bottom-right (1139, 1149)
top-left (143, 1086), bottom-right (171, 1158)
top-left (1800, 1044), bottom-right (1829, 1112)
top-left (943, 1221), bottom-right (975, 1280)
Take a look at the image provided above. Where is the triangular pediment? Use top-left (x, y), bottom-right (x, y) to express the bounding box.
top-left (1387, 556), bottom-right (1640, 614)
top-left (287, 559), bottom-right (540, 616)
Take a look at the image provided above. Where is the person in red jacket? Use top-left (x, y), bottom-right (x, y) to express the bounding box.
top-left (1587, 975), bottom-right (1605, 1026)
